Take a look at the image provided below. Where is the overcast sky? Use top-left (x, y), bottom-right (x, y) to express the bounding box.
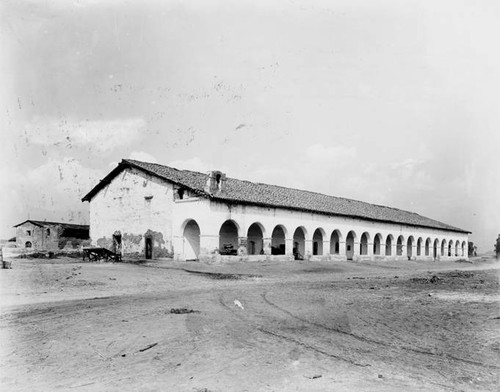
top-left (1, 0), bottom-right (499, 252)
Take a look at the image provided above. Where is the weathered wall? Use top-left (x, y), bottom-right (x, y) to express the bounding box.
top-left (89, 167), bottom-right (174, 258)
top-left (16, 223), bottom-right (59, 250)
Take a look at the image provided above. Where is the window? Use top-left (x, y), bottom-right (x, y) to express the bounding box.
top-left (25, 241), bottom-right (32, 248)
top-left (27, 230), bottom-right (31, 236)
top-left (177, 188), bottom-right (185, 200)
top-left (46, 228), bottom-right (50, 236)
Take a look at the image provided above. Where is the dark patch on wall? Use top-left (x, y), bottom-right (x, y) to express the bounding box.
top-left (96, 236), bottom-right (113, 250)
top-left (144, 229), bottom-right (172, 258)
top-left (122, 232), bottom-right (142, 245)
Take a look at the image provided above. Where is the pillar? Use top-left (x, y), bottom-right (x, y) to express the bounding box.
top-left (285, 238), bottom-right (294, 256)
top-left (379, 242), bottom-right (386, 258)
top-left (305, 239), bottom-right (313, 258)
top-left (238, 236), bottom-right (248, 256)
top-left (367, 242), bottom-right (374, 257)
top-left (323, 240), bottom-right (330, 255)
top-left (353, 241), bottom-right (360, 258)
top-left (339, 241), bottom-right (346, 256)
top-left (391, 243), bottom-right (397, 257)
top-left (173, 235), bottom-right (183, 260)
top-left (401, 243), bottom-right (407, 258)
top-left (263, 237), bottom-right (272, 256)
top-left (199, 234), bottom-right (220, 256)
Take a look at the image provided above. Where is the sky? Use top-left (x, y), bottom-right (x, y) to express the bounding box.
top-left (1, 0), bottom-right (499, 252)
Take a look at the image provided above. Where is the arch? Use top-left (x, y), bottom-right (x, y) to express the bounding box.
top-left (293, 226), bottom-right (307, 260)
top-left (425, 238), bottom-right (431, 256)
top-left (360, 232), bottom-right (370, 255)
top-left (373, 233), bottom-right (382, 255)
top-left (441, 239), bottom-right (446, 256)
top-left (330, 230), bottom-right (342, 254)
top-left (219, 220), bottom-right (239, 255)
top-left (461, 241), bottom-right (466, 257)
top-left (433, 238), bottom-right (439, 259)
top-left (25, 241), bottom-right (32, 248)
top-left (448, 240), bottom-right (453, 257)
top-left (346, 230), bottom-right (357, 260)
top-left (455, 240), bottom-right (460, 257)
top-left (385, 234), bottom-right (394, 256)
top-left (247, 222), bottom-right (265, 255)
top-left (397, 235), bottom-right (404, 256)
top-left (271, 225), bottom-right (286, 255)
top-left (407, 236), bottom-right (414, 258)
top-left (416, 237), bottom-right (422, 256)
top-left (182, 219), bottom-right (200, 260)
top-left (312, 228), bottom-right (325, 256)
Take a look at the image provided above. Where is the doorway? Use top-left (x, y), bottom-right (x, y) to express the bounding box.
top-left (145, 237), bottom-right (153, 259)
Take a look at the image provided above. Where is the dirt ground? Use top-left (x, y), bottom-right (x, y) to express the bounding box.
top-left (0, 255), bottom-right (499, 392)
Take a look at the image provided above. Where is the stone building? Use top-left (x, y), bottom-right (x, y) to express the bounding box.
top-left (82, 159), bottom-right (470, 262)
top-left (14, 220), bottom-right (90, 251)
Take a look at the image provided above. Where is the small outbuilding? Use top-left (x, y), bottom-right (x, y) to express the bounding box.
top-left (14, 220), bottom-right (90, 251)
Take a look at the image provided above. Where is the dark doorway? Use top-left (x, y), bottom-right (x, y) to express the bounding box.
top-left (145, 237), bottom-right (153, 259)
top-left (113, 233), bottom-right (122, 255)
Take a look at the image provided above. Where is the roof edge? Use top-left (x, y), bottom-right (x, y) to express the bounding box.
top-left (82, 159), bottom-right (209, 202)
top-left (211, 197), bottom-right (471, 234)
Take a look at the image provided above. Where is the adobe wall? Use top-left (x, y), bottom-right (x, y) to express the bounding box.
top-left (16, 223), bottom-right (60, 250)
top-left (88, 167), bottom-right (174, 258)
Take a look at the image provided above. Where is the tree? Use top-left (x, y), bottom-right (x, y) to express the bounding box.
top-left (495, 235), bottom-right (500, 259)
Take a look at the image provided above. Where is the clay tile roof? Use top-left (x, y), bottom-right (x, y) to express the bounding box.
top-left (13, 220), bottom-right (89, 230)
top-left (82, 159), bottom-right (470, 234)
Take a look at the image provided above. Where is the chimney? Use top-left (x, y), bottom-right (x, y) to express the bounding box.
top-left (205, 171), bottom-right (226, 194)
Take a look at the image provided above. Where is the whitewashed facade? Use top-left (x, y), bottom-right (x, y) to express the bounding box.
top-left (83, 160), bottom-right (470, 262)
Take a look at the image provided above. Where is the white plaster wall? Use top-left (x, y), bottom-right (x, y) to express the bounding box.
top-left (89, 168), bottom-right (174, 256)
top-left (171, 198), bottom-right (469, 262)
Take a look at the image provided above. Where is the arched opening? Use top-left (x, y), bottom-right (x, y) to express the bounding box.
top-left (461, 241), bottom-right (466, 257)
top-left (441, 239), bottom-right (446, 256)
top-left (219, 220), bottom-right (239, 255)
top-left (433, 239), bottom-right (439, 259)
top-left (416, 238), bottom-right (422, 256)
top-left (360, 232), bottom-right (369, 255)
top-left (330, 230), bottom-right (341, 254)
top-left (247, 223), bottom-right (264, 255)
top-left (455, 240), bottom-right (460, 257)
top-left (312, 229), bottom-right (324, 255)
top-left (25, 241), bottom-right (32, 248)
top-left (183, 220), bottom-right (200, 260)
top-left (293, 227), bottom-right (306, 260)
top-left (407, 236), bottom-right (414, 258)
top-left (346, 231), bottom-right (356, 260)
top-left (397, 236), bottom-right (404, 256)
top-left (385, 235), bottom-right (393, 256)
top-left (145, 235), bottom-right (153, 259)
top-left (373, 233), bottom-right (382, 255)
top-left (448, 240), bottom-right (453, 257)
top-left (271, 225), bottom-right (286, 255)
top-left (425, 238), bottom-right (431, 256)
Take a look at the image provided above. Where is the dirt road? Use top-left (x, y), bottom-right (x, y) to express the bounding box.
top-left (0, 257), bottom-right (498, 391)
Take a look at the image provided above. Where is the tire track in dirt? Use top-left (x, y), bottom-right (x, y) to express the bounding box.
top-left (217, 291), bottom-right (371, 368)
top-left (262, 291), bottom-right (500, 370)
